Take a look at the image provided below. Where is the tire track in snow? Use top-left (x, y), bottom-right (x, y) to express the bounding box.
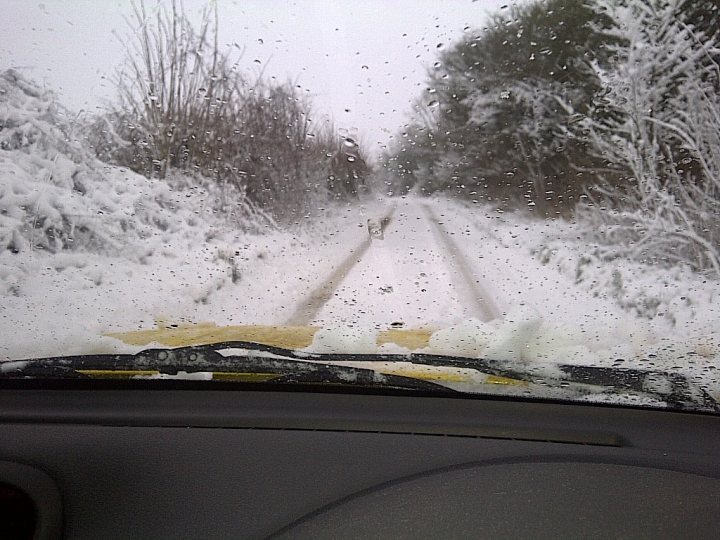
top-left (422, 203), bottom-right (502, 322)
top-left (285, 208), bottom-right (396, 326)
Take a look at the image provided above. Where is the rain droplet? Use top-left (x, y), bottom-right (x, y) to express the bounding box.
top-left (427, 100), bottom-right (439, 108)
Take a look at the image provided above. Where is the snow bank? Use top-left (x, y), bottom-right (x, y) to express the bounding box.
top-left (429, 197), bottom-right (719, 399)
top-left (0, 69), bottom-right (269, 262)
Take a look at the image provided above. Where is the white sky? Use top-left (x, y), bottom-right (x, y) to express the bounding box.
top-left (1, 0), bottom-right (512, 156)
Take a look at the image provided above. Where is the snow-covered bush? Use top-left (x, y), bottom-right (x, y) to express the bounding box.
top-left (578, 0), bottom-right (720, 275)
top-left (0, 69), bottom-right (269, 258)
top-left (94, 0), bottom-right (368, 221)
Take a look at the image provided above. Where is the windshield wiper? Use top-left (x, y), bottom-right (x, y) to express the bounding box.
top-left (2, 340), bottom-right (717, 413)
top-left (0, 344), bottom-right (452, 394)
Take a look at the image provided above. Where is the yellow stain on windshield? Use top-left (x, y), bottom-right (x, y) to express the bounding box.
top-left (486, 374), bottom-right (528, 386)
top-left (378, 328), bottom-right (433, 349)
top-left (104, 323), bottom-right (526, 386)
top-left (372, 367), bottom-right (468, 383)
top-left (107, 323), bottom-right (317, 349)
top-left (107, 323), bottom-right (433, 351)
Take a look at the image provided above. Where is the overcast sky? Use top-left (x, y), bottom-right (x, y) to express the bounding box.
top-left (2, 0), bottom-right (513, 156)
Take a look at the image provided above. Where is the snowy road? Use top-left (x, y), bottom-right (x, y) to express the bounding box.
top-left (422, 203), bottom-right (501, 322)
top-left (0, 196), bottom-right (642, 360)
top-left (307, 199), bottom-right (507, 329)
top-left (293, 197), bottom-right (624, 342)
top-left (285, 207), bottom-right (396, 325)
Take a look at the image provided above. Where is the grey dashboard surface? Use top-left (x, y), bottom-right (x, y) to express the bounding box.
top-left (0, 387), bottom-right (718, 539)
top-left (276, 462), bottom-right (720, 539)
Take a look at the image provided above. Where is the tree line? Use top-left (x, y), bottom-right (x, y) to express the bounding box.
top-left (381, 0), bottom-right (720, 274)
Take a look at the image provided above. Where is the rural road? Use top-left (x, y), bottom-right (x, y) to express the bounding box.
top-left (286, 199), bottom-right (504, 328)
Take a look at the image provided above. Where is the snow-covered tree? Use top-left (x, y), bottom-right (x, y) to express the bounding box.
top-left (578, 0), bottom-right (720, 274)
top-left (382, 0), bottom-right (613, 212)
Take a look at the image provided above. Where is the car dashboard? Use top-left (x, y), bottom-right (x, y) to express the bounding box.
top-left (0, 381), bottom-right (718, 539)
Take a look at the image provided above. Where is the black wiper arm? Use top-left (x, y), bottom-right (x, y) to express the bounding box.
top-left (0, 344), bottom-right (453, 394)
top-left (557, 364), bottom-right (719, 414)
top-left (200, 341), bottom-right (718, 413)
top-left (3, 340), bottom-right (716, 412)
top-left (190, 341), bottom-right (716, 412)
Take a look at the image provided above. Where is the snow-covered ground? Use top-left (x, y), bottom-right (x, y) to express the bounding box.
top-left (0, 69), bottom-right (386, 359)
top-left (1, 69), bottom-right (718, 402)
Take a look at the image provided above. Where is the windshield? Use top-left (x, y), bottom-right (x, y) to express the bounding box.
top-left (1, 0), bottom-right (718, 412)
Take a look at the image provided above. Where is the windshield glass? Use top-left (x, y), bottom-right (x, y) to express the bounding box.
top-left (1, 0), bottom-right (718, 412)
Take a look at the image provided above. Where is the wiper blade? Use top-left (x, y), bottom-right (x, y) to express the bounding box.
top-left (0, 344), bottom-right (452, 394)
top-left (3, 340), bottom-right (717, 413)
top-left (213, 340), bottom-right (718, 413)
top-left (556, 364), bottom-right (719, 414)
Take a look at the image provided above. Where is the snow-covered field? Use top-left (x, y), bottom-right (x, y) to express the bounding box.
top-left (1, 69), bottom-right (718, 401)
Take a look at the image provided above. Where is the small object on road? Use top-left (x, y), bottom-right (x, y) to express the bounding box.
top-left (367, 218), bottom-right (384, 240)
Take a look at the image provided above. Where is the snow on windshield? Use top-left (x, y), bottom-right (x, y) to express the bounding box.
top-left (0, 0), bottom-right (718, 409)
